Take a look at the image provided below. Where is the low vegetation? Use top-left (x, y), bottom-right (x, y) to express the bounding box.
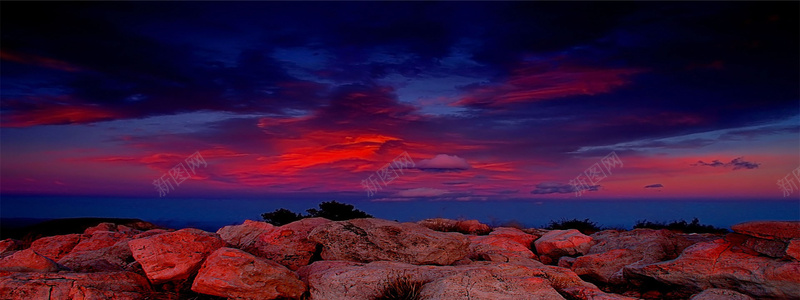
top-left (634, 218), bottom-right (728, 234)
top-left (544, 218), bottom-right (602, 234)
top-left (374, 275), bottom-right (427, 300)
top-left (262, 201), bottom-right (373, 226)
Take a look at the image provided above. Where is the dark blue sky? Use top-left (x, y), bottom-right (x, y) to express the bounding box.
top-left (1, 2), bottom-right (798, 201)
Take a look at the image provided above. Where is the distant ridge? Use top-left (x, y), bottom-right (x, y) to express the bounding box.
top-left (0, 217), bottom-right (162, 240)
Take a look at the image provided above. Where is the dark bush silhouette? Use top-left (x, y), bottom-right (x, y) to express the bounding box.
top-left (261, 208), bottom-right (305, 226)
top-left (634, 218), bottom-right (728, 234)
top-left (545, 218), bottom-right (601, 234)
top-left (306, 201), bottom-right (373, 221)
top-left (262, 201), bottom-right (373, 226)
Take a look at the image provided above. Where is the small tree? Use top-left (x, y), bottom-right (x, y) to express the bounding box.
top-left (306, 201), bottom-right (373, 221)
top-left (261, 201), bottom-right (373, 226)
top-left (261, 208), bottom-right (304, 226)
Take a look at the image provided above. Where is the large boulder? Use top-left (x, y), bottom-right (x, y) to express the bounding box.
top-left (488, 227), bottom-right (537, 247)
top-left (69, 231), bottom-right (128, 253)
top-left (0, 249), bottom-right (62, 272)
top-left (191, 247), bottom-right (306, 300)
top-left (58, 239), bottom-right (135, 272)
top-left (571, 229), bottom-right (699, 284)
top-left (217, 220), bottom-right (275, 249)
top-left (417, 218), bottom-right (491, 235)
top-left (128, 228), bottom-right (225, 284)
top-left (690, 288), bottom-right (755, 300)
top-left (786, 239), bottom-right (800, 261)
top-left (731, 221), bottom-right (800, 241)
top-left (625, 239), bottom-right (800, 299)
top-left (132, 228), bottom-right (171, 239)
top-left (468, 235), bottom-right (536, 263)
top-left (419, 268), bottom-right (565, 300)
top-left (249, 218), bottom-right (331, 270)
top-left (298, 260), bottom-right (634, 300)
top-left (572, 249), bottom-right (643, 284)
top-left (727, 232), bottom-right (788, 258)
top-left (457, 220), bottom-right (492, 235)
top-left (308, 218), bottom-right (469, 265)
top-left (0, 271), bottom-right (151, 300)
top-left (534, 229), bottom-right (592, 264)
top-left (0, 240), bottom-right (21, 255)
top-left (29, 234), bottom-right (82, 261)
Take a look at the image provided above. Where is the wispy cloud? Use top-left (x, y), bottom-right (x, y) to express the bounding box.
top-left (531, 182), bottom-right (599, 194)
top-left (691, 157), bottom-right (760, 170)
top-left (416, 154), bottom-right (471, 172)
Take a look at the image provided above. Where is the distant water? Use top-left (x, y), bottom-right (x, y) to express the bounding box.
top-left (1, 196), bottom-right (798, 232)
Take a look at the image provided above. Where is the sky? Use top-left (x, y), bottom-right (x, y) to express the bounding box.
top-left (1, 2), bottom-right (799, 205)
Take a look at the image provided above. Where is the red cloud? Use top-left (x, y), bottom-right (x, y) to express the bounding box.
top-left (1, 104), bottom-right (122, 127)
top-left (455, 62), bottom-right (644, 107)
top-left (0, 50), bottom-right (84, 72)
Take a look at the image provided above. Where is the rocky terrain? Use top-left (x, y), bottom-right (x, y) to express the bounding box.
top-left (0, 218), bottom-right (797, 300)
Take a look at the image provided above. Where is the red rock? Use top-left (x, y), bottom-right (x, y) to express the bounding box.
top-left (69, 231), bottom-right (127, 253)
top-left (690, 288), bottom-right (754, 300)
top-left (249, 217), bottom-right (331, 270)
top-left (308, 218), bottom-right (469, 265)
top-left (573, 249), bottom-right (643, 284)
top-left (786, 239), bottom-right (800, 261)
top-left (624, 239), bottom-right (800, 299)
top-left (298, 260), bottom-right (634, 300)
top-left (0, 249), bottom-right (61, 272)
top-left (468, 235), bottom-right (536, 263)
top-left (217, 219), bottom-right (275, 249)
top-left (731, 221), bottom-right (800, 241)
top-left (736, 233), bottom-right (788, 258)
top-left (58, 239), bottom-right (134, 272)
top-left (29, 234), bottom-right (82, 261)
top-left (558, 256), bottom-right (575, 268)
top-left (191, 247), bottom-right (306, 300)
top-left (570, 229), bottom-right (703, 284)
top-left (488, 227), bottom-right (537, 247)
top-left (420, 268), bottom-right (565, 299)
top-left (84, 222), bottom-right (117, 235)
top-left (132, 228), bottom-right (171, 239)
top-left (534, 229), bottom-right (592, 264)
top-left (589, 229), bottom-right (695, 260)
top-left (128, 228), bottom-right (225, 284)
top-left (457, 219), bottom-right (491, 235)
top-left (0, 271), bottom-right (151, 300)
top-left (417, 218), bottom-right (491, 235)
top-left (0, 240), bottom-right (21, 255)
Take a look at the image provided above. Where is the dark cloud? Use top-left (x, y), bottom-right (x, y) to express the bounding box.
top-left (531, 182), bottom-right (599, 195)
top-left (644, 184), bottom-right (664, 189)
top-left (416, 154), bottom-right (470, 172)
top-left (691, 157), bottom-right (760, 170)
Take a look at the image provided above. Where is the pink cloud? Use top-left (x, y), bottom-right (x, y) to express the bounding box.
top-left (454, 61), bottom-right (644, 107)
top-left (416, 154), bottom-right (470, 171)
top-left (395, 188), bottom-right (450, 197)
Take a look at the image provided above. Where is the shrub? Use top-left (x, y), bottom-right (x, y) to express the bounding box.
top-left (374, 275), bottom-right (427, 300)
top-left (545, 218), bottom-right (601, 234)
top-left (262, 201), bottom-right (373, 226)
top-left (634, 218), bottom-right (728, 234)
top-left (261, 208), bottom-right (305, 226)
top-left (306, 201), bottom-right (373, 221)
